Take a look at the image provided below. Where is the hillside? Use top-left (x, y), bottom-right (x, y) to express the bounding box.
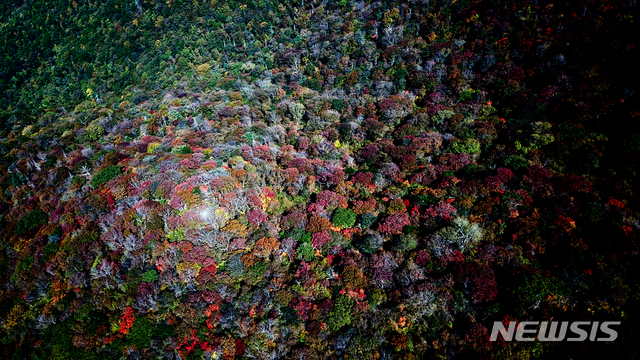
top-left (1, 0), bottom-right (639, 359)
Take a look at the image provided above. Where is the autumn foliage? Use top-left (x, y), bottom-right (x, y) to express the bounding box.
top-left (0, 0), bottom-right (637, 359)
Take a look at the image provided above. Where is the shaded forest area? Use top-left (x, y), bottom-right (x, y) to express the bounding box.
top-left (1, 0), bottom-right (639, 358)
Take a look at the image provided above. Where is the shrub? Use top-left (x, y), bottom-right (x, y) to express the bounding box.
top-left (91, 165), bottom-right (122, 188)
top-left (332, 208), bottom-right (356, 229)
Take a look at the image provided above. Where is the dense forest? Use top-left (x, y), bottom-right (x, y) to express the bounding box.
top-left (1, 0), bottom-right (639, 358)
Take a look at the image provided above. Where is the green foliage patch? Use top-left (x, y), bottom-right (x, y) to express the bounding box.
top-left (15, 208), bottom-right (47, 235)
top-left (127, 316), bottom-right (154, 349)
top-left (449, 138), bottom-right (481, 154)
top-left (91, 165), bottom-right (122, 188)
top-left (326, 295), bottom-right (354, 332)
top-left (332, 208), bottom-right (356, 229)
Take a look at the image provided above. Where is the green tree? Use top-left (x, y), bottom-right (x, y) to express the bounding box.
top-left (127, 316), bottom-right (153, 349)
top-left (91, 165), bottom-right (122, 188)
top-left (14, 208), bottom-right (47, 235)
top-left (326, 295), bottom-right (355, 332)
top-left (332, 208), bottom-right (356, 229)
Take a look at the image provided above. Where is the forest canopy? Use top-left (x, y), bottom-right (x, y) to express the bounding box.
top-left (0, 0), bottom-right (639, 359)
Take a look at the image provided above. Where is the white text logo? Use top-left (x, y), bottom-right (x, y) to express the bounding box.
top-left (489, 321), bottom-right (620, 342)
